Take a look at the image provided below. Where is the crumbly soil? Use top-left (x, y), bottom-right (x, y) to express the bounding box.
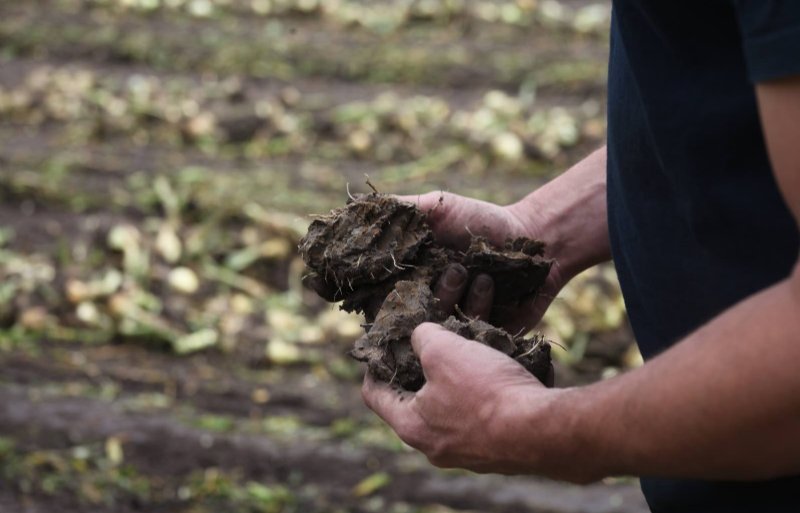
top-left (299, 193), bottom-right (553, 390)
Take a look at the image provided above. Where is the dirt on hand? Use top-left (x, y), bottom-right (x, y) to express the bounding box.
top-left (299, 192), bottom-right (553, 391)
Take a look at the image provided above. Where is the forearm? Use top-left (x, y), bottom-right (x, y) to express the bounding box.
top-left (509, 146), bottom-right (611, 283)
top-left (548, 268), bottom-right (800, 481)
top-left (534, 76), bottom-right (800, 482)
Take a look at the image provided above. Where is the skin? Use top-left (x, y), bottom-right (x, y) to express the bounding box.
top-left (399, 147), bottom-right (610, 334)
top-left (363, 75), bottom-right (800, 483)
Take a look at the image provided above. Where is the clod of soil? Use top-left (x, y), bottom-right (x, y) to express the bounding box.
top-left (299, 193), bottom-right (553, 391)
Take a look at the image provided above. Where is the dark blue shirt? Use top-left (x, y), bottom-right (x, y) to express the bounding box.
top-left (607, 1), bottom-right (800, 511)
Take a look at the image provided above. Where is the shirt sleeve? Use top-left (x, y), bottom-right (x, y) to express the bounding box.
top-left (733, 1), bottom-right (800, 82)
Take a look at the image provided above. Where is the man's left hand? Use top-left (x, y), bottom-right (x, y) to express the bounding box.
top-left (361, 322), bottom-right (572, 477)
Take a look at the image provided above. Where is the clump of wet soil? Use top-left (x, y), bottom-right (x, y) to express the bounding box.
top-left (299, 193), bottom-right (553, 391)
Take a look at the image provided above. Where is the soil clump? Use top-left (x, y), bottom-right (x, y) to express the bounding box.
top-left (299, 193), bottom-right (553, 391)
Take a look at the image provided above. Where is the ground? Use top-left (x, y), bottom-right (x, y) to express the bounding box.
top-left (0, 1), bottom-right (648, 511)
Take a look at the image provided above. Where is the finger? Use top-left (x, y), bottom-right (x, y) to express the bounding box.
top-left (464, 273), bottom-right (494, 321)
top-left (396, 191), bottom-right (446, 215)
top-left (411, 322), bottom-right (468, 378)
top-left (433, 264), bottom-right (468, 315)
top-left (361, 372), bottom-right (414, 428)
top-left (492, 275), bottom-right (560, 332)
top-left (396, 191), bottom-right (454, 229)
top-left (410, 322), bottom-right (444, 367)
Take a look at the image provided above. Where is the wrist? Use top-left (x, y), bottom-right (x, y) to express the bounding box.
top-left (505, 192), bottom-right (582, 286)
top-left (553, 386), bottom-right (616, 482)
top-left (499, 382), bottom-right (625, 483)
top-left (489, 383), bottom-right (589, 481)
top-left (557, 381), bottom-right (645, 482)
top-left (507, 147), bottom-right (611, 284)
top-left (505, 195), bottom-right (558, 249)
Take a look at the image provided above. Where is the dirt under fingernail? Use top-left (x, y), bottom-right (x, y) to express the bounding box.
top-left (299, 192), bottom-right (553, 391)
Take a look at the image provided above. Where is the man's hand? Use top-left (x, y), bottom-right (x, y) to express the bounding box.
top-left (362, 323), bottom-right (577, 477)
top-left (401, 147), bottom-right (610, 333)
top-left (399, 191), bottom-right (533, 250)
top-left (363, 78), bottom-right (800, 483)
top-left (400, 192), bottom-right (566, 333)
top-left (360, 149), bottom-right (613, 481)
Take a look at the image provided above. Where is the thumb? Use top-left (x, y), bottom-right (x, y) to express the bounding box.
top-left (397, 192), bottom-right (471, 249)
top-left (411, 322), bottom-right (468, 379)
top-left (396, 191), bottom-right (444, 213)
top-left (396, 191), bottom-right (456, 230)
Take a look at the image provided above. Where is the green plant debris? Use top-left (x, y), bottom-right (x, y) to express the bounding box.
top-left (0, 66), bottom-right (601, 173)
top-left (196, 414), bottom-right (237, 432)
top-left (352, 472), bottom-right (392, 497)
top-left (73, 0), bottom-right (611, 37)
top-left (0, 438), bottom-right (302, 512)
top-left (0, 0), bottom-right (640, 510)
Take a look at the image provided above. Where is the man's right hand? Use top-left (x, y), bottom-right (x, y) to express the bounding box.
top-left (401, 147), bottom-right (611, 332)
top-left (399, 191), bottom-right (566, 334)
top-left (399, 191), bottom-right (532, 250)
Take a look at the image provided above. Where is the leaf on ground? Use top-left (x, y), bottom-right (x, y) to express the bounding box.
top-left (352, 471), bottom-right (391, 497)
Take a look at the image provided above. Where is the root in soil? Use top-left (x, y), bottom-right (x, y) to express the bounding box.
top-left (299, 193), bottom-right (553, 391)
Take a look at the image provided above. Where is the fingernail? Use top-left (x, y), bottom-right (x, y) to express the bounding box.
top-left (443, 266), bottom-right (467, 289)
top-left (473, 275), bottom-right (493, 294)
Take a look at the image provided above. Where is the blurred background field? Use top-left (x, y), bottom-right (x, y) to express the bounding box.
top-left (0, 1), bottom-right (647, 512)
